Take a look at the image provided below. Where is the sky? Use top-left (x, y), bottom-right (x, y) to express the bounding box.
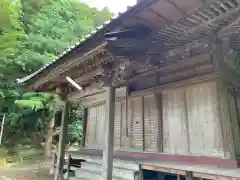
top-left (82, 0), bottom-right (137, 13)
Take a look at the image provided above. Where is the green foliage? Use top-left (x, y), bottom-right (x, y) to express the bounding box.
top-left (68, 103), bottom-right (83, 143)
top-left (0, 0), bottom-right (24, 82)
top-left (0, 0), bottom-right (112, 151)
top-left (0, 146), bottom-right (8, 158)
top-left (17, 0), bottom-right (112, 74)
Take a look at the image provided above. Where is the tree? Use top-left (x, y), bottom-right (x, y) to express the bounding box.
top-left (0, 0), bottom-right (24, 82)
top-left (0, 0), bottom-right (112, 158)
top-left (16, 0), bottom-right (112, 75)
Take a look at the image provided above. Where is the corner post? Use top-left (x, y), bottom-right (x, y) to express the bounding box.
top-left (54, 86), bottom-right (70, 180)
top-left (102, 80), bottom-right (116, 180)
top-left (185, 171), bottom-right (193, 180)
top-left (81, 108), bottom-right (88, 148)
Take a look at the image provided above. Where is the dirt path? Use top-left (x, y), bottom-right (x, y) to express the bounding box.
top-left (0, 163), bottom-right (53, 180)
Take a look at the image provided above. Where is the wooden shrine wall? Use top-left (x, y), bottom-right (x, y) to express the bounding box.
top-left (83, 79), bottom-right (238, 159)
top-left (162, 81), bottom-right (224, 157)
top-left (114, 94), bottom-right (158, 152)
top-left (85, 104), bottom-right (105, 149)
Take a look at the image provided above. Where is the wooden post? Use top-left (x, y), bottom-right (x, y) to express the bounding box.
top-left (0, 114), bottom-right (6, 145)
top-left (81, 108), bottom-right (88, 147)
top-left (50, 152), bottom-right (57, 175)
top-left (54, 97), bottom-right (69, 180)
top-left (102, 85), bottom-right (115, 180)
top-left (66, 154), bottom-right (71, 180)
top-left (186, 171), bottom-right (193, 180)
top-left (177, 174), bottom-right (181, 180)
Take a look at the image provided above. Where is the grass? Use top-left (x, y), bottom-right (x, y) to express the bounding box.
top-left (0, 146), bottom-right (8, 167)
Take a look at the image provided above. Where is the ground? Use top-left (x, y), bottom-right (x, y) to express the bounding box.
top-left (0, 162), bottom-right (53, 180)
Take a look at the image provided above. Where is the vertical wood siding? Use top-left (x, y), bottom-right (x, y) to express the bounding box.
top-left (187, 82), bottom-right (224, 157)
top-left (95, 105), bottom-right (106, 149)
top-left (144, 94), bottom-right (158, 152)
top-left (86, 107), bottom-right (97, 148)
top-left (114, 102), bottom-right (122, 149)
top-left (227, 87), bottom-right (240, 158)
top-left (85, 104), bottom-right (105, 149)
top-left (131, 97), bottom-right (144, 151)
top-left (162, 88), bottom-right (189, 154)
top-left (121, 100), bottom-right (131, 149)
top-left (84, 80), bottom-right (235, 159)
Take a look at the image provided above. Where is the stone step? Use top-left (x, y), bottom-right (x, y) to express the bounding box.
top-left (79, 156), bottom-right (139, 171)
top-left (74, 168), bottom-right (128, 180)
top-left (69, 177), bottom-right (89, 180)
top-left (80, 161), bottom-right (136, 180)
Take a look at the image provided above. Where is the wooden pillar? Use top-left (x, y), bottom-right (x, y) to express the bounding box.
top-left (186, 171), bottom-right (193, 180)
top-left (177, 174), bottom-right (181, 180)
top-left (81, 108), bottom-right (88, 147)
top-left (65, 154), bottom-right (71, 180)
top-left (54, 96), bottom-right (70, 180)
top-left (102, 85), bottom-right (115, 180)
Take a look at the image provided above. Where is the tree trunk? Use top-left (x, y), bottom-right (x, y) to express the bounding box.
top-left (45, 116), bottom-right (55, 158)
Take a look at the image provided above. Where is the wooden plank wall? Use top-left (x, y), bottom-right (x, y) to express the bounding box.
top-left (226, 85), bottom-right (240, 159)
top-left (144, 94), bottom-right (158, 152)
top-left (85, 104), bottom-right (105, 149)
top-left (162, 81), bottom-right (228, 157)
top-left (186, 82), bottom-right (224, 157)
top-left (130, 97), bottom-right (144, 150)
top-left (114, 95), bottom-right (159, 152)
top-left (84, 80), bottom-right (238, 159)
top-left (162, 87), bottom-right (189, 154)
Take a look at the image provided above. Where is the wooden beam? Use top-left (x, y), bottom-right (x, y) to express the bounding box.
top-left (218, 15), bottom-right (240, 39)
top-left (54, 97), bottom-right (70, 180)
top-left (73, 67), bottom-right (104, 84)
top-left (115, 55), bottom-right (212, 87)
top-left (102, 85), bottom-right (116, 180)
top-left (68, 148), bottom-right (238, 168)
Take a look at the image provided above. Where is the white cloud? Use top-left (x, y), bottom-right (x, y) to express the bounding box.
top-left (82, 0), bottom-right (137, 13)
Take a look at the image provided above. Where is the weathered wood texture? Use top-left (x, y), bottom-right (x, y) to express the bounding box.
top-left (216, 80), bottom-right (235, 159)
top-left (114, 102), bottom-right (122, 149)
top-left (130, 97), bottom-right (144, 151)
top-left (84, 79), bottom-right (238, 159)
top-left (144, 94), bottom-right (158, 152)
top-left (102, 86), bottom-right (115, 180)
top-left (85, 104), bottom-right (105, 149)
top-left (54, 100), bottom-right (70, 180)
top-left (187, 82), bottom-right (224, 157)
top-left (81, 108), bottom-right (88, 147)
top-left (162, 81), bottom-right (231, 157)
top-left (162, 87), bottom-right (189, 154)
top-left (225, 84), bottom-right (240, 160)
